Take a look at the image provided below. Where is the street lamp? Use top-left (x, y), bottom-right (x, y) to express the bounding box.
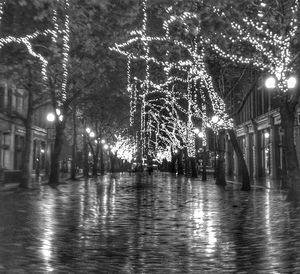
top-left (210, 115), bottom-right (221, 179)
top-left (265, 75), bottom-right (297, 89)
top-left (287, 76), bottom-right (297, 89)
top-left (194, 127), bottom-right (206, 180)
top-left (265, 76), bottom-right (276, 89)
top-left (264, 132), bottom-right (270, 139)
top-left (46, 113), bottom-right (55, 122)
top-left (264, 74), bottom-right (297, 182)
top-left (103, 144), bottom-right (109, 150)
top-left (46, 112), bottom-right (56, 177)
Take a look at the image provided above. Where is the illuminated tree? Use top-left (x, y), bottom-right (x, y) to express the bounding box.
top-left (208, 0), bottom-right (300, 196)
top-left (0, 1), bottom-right (55, 187)
top-left (111, 0), bottom-right (233, 178)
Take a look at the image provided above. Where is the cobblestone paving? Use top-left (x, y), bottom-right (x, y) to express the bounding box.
top-left (0, 172), bottom-right (300, 273)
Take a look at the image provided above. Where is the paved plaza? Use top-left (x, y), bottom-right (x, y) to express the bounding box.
top-left (0, 172), bottom-right (300, 273)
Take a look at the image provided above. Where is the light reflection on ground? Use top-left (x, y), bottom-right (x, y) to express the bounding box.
top-left (0, 172), bottom-right (300, 273)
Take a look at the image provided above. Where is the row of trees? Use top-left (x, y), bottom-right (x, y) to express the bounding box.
top-left (1, 0), bottom-right (299, 201)
top-left (0, 0), bottom-right (137, 187)
top-left (112, 0), bottom-right (300, 198)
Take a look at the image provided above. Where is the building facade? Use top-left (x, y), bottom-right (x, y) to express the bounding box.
top-left (0, 80), bottom-right (50, 172)
top-left (225, 79), bottom-right (300, 182)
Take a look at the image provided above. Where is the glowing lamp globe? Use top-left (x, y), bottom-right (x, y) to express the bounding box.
top-left (46, 113), bottom-right (55, 122)
top-left (287, 76), bottom-right (297, 89)
top-left (265, 76), bottom-right (276, 89)
top-left (89, 132), bottom-right (95, 138)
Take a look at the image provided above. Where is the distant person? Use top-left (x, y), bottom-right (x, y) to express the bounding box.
top-left (148, 165), bottom-right (153, 175)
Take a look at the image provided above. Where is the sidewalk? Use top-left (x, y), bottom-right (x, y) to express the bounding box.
top-left (0, 171), bottom-right (299, 273)
top-left (226, 175), bottom-right (288, 190)
top-left (0, 170), bottom-right (287, 192)
top-left (0, 171), bottom-right (71, 191)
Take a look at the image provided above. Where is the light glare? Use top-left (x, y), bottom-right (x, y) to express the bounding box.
top-left (46, 113), bottom-right (55, 122)
top-left (265, 76), bottom-right (276, 89)
top-left (287, 76), bottom-right (297, 89)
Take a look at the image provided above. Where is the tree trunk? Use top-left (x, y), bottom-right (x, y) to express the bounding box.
top-left (228, 128), bottom-right (251, 190)
top-left (110, 152), bottom-right (115, 173)
top-left (20, 119), bottom-right (34, 188)
top-left (190, 157), bottom-right (197, 178)
top-left (70, 107), bottom-right (77, 180)
top-left (100, 145), bottom-right (105, 175)
top-left (183, 148), bottom-right (189, 176)
top-left (49, 121), bottom-right (65, 185)
top-left (170, 153), bottom-right (177, 174)
top-left (215, 129), bottom-right (226, 187)
top-left (20, 80), bottom-right (34, 188)
top-left (280, 104), bottom-right (300, 203)
top-left (92, 154), bottom-right (98, 176)
top-left (177, 149), bottom-right (184, 175)
top-left (91, 143), bottom-right (99, 177)
top-left (202, 146), bottom-right (207, 181)
top-left (83, 132), bottom-right (89, 177)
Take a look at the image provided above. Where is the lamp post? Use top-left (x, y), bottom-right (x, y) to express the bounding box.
top-left (46, 112), bottom-right (55, 177)
top-left (264, 75), bottom-right (297, 182)
top-left (194, 127), bottom-right (206, 180)
top-left (83, 127), bottom-right (92, 177)
top-left (211, 115), bottom-right (219, 178)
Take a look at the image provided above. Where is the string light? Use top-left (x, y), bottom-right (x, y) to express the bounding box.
top-left (211, 1), bottom-right (299, 93)
top-left (111, 1), bottom-right (233, 160)
top-left (0, 1), bottom-right (71, 108)
top-left (61, 0), bottom-right (70, 102)
top-left (111, 135), bottom-right (135, 162)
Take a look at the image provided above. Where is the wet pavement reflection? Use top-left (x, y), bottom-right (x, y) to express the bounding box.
top-left (1, 172), bottom-right (300, 273)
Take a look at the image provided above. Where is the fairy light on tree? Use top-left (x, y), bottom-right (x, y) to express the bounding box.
top-left (61, 0), bottom-right (70, 102)
top-left (209, 0), bottom-right (300, 194)
top-left (111, 135), bottom-right (136, 163)
top-left (211, 0), bottom-right (299, 93)
top-left (111, 0), bottom-right (233, 161)
top-left (0, 0), bottom-right (70, 92)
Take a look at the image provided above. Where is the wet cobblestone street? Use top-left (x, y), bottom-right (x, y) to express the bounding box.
top-left (1, 172), bottom-right (300, 273)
